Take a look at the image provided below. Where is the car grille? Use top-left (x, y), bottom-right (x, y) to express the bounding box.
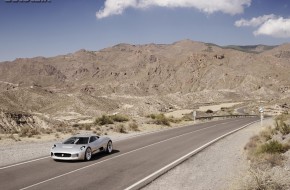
top-left (54, 153), bottom-right (71, 157)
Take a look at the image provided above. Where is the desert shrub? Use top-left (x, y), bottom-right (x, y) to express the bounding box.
top-left (42, 128), bottom-right (53, 134)
top-left (114, 124), bottom-right (127, 133)
top-left (244, 167), bottom-right (286, 190)
top-left (54, 123), bottom-right (70, 133)
top-left (72, 124), bottom-right (79, 128)
top-left (259, 140), bottom-right (289, 154)
top-left (259, 127), bottom-right (273, 141)
top-left (110, 114), bottom-right (129, 122)
top-left (55, 133), bottom-right (60, 138)
top-left (262, 153), bottom-right (285, 167)
top-left (95, 115), bottom-right (114, 125)
top-left (129, 122), bottom-right (139, 131)
top-left (275, 115), bottom-right (290, 135)
top-left (95, 114), bottom-right (129, 125)
top-left (9, 134), bottom-right (17, 141)
top-left (151, 114), bottom-right (171, 126)
top-left (168, 116), bottom-right (182, 123)
top-left (19, 126), bottom-right (40, 137)
top-left (182, 114), bottom-right (193, 121)
top-left (205, 109), bottom-right (214, 114)
top-left (84, 124), bottom-right (91, 131)
top-left (244, 135), bottom-right (261, 151)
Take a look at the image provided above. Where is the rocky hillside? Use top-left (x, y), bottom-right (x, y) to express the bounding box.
top-left (0, 40), bottom-right (289, 123)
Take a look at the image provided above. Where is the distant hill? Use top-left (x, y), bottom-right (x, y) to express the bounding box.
top-left (0, 40), bottom-right (289, 122)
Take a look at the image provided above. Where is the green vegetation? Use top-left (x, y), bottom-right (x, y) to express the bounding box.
top-left (95, 114), bottom-right (129, 125)
top-left (259, 140), bottom-right (289, 154)
top-left (148, 114), bottom-right (171, 126)
top-left (242, 114), bottom-right (290, 189)
top-left (275, 115), bottom-right (290, 135)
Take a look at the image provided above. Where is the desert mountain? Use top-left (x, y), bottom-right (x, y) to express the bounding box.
top-left (0, 40), bottom-right (289, 124)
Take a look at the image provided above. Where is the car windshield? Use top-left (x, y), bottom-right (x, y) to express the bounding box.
top-left (63, 137), bottom-right (89, 144)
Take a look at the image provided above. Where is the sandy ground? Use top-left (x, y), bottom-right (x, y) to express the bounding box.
top-left (143, 118), bottom-right (274, 190)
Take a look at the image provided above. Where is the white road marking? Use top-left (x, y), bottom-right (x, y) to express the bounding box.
top-left (124, 120), bottom-right (258, 190)
top-left (19, 119), bottom-right (241, 190)
top-left (0, 157), bottom-right (50, 170)
top-left (0, 118), bottom-right (240, 170)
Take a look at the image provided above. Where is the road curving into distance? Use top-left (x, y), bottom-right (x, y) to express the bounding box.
top-left (0, 117), bottom-right (258, 190)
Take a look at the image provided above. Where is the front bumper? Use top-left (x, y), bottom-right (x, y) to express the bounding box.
top-left (50, 151), bottom-right (85, 160)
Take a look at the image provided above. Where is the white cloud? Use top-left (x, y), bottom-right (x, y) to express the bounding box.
top-left (234, 14), bottom-right (276, 27)
top-left (254, 17), bottom-right (290, 38)
top-left (96, 0), bottom-right (251, 19)
top-left (235, 14), bottom-right (290, 38)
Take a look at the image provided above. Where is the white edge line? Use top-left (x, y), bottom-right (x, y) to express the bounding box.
top-left (0, 157), bottom-right (50, 170)
top-left (124, 120), bottom-right (259, 190)
top-left (19, 120), bottom-right (240, 190)
top-left (0, 117), bottom-right (243, 170)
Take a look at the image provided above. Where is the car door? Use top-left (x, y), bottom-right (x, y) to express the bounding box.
top-left (89, 136), bottom-right (98, 153)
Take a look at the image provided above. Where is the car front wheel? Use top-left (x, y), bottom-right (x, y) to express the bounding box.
top-left (106, 141), bottom-right (113, 154)
top-left (85, 147), bottom-right (92, 161)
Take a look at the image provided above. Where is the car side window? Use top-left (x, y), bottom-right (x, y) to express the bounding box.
top-left (89, 136), bottom-right (97, 143)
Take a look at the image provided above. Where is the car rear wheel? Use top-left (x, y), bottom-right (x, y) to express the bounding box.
top-left (85, 147), bottom-right (92, 161)
top-left (106, 141), bottom-right (113, 154)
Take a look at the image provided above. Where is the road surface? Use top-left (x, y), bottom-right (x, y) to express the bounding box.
top-left (0, 117), bottom-right (258, 190)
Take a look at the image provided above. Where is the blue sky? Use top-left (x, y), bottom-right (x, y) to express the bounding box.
top-left (0, 0), bottom-right (290, 62)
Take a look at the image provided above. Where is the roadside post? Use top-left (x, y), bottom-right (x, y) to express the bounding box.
top-left (259, 107), bottom-right (264, 127)
top-left (192, 110), bottom-right (196, 124)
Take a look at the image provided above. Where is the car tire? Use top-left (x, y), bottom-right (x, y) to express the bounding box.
top-left (106, 141), bottom-right (113, 154)
top-left (85, 147), bottom-right (92, 161)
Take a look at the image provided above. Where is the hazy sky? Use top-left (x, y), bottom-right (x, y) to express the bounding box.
top-left (0, 0), bottom-right (290, 61)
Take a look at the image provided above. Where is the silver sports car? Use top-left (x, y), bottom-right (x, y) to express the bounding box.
top-left (50, 134), bottom-right (113, 161)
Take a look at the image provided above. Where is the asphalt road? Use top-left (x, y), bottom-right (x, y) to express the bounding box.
top-left (0, 117), bottom-right (258, 190)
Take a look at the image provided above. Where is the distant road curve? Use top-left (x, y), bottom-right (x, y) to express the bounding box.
top-left (0, 117), bottom-right (258, 190)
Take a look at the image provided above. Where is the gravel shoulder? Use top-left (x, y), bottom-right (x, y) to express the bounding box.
top-left (143, 118), bottom-right (274, 190)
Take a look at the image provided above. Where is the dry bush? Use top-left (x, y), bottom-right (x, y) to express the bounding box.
top-left (258, 140), bottom-right (289, 154)
top-left (95, 115), bottom-right (114, 125)
top-left (19, 126), bottom-right (40, 138)
top-left (149, 114), bottom-right (171, 126)
top-left (244, 135), bottom-right (261, 151)
top-left (8, 134), bottom-right (17, 141)
top-left (53, 123), bottom-right (71, 134)
top-left (243, 167), bottom-right (287, 190)
top-left (262, 153), bottom-right (285, 167)
top-left (129, 122), bottom-right (139, 131)
top-left (55, 133), bottom-right (60, 138)
top-left (114, 124), bottom-right (127, 133)
top-left (205, 109), bottom-right (214, 114)
top-left (182, 114), bottom-right (193, 121)
top-left (259, 127), bottom-right (274, 141)
top-left (95, 114), bottom-right (129, 126)
top-left (168, 116), bottom-right (182, 123)
top-left (110, 114), bottom-right (129, 122)
top-left (275, 115), bottom-right (290, 135)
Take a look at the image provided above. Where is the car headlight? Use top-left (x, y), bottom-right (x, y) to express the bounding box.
top-left (51, 144), bottom-right (56, 149)
top-left (80, 146), bottom-right (86, 151)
